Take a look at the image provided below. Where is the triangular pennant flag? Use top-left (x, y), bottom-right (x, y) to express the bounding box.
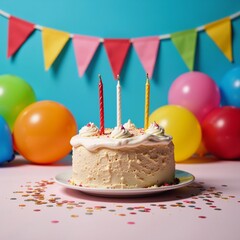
top-left (7, 16), bottom-right (35, 58)
top-left (73, 35), bottom-right (100, 77)
top-left (132, 37), bottom-right (160, 79)
top-left (104, 39), bottom-right (131, 78)
top-left (171, 29), bottom-right (197, 71)
top-left (205, 17), bottom-right (232, 62)
top-left (42, 27), bottom-right (70, 70)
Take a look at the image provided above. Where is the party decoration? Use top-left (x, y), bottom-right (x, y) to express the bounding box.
top-left (144, 73), bottom-right (150, 129)
top-left (13, 100), bottom-right (77, 164)
top-left (98, 74), bottom-right (104, 134)
top-left (132, 36), bottom-right (160, 79)
top-left (0, 9), bottom-right (240, 77)
top-left (73, 35), bottom-right (100, 77)
top-left (0, 74), bottom-right (36, 130)
top-left (202, 106), bottom-right (240, 159)
top-left (42, 27), bottom-right (70, 70)
top-left (195, 141), bottom-right (208, 157)
top-left (205, 17), bottom-right (232, 62)
top-left (7, 16), bottom-right (35, 58)
top-left (149, 105), bottom-right (202, 162)
top-left (168, 71), bottom-right (220, 122)
top-left (104, 39), bottom-right (131, 78)
top-left (220, 67), bottom-right (240, 107)
top-left (0, 116), bottom-right (14, 164)
top-left (171, 29), bottom-right (197, 71)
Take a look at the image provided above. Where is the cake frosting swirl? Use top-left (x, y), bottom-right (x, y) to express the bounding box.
top-left (123, 119), bottom-right (136, 129)
top-left (145, 121), bottom-right (165, 137)
top-left (110, 125), bottom-right (132, 139)
top-left (78, 122), bottom-right (99, 137)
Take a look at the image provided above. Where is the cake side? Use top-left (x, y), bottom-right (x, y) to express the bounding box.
top-left (72, 141), bottom-right (175, 189)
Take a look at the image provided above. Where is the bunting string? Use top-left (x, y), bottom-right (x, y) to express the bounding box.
top-left (0, 8), bottom-right (240, 78)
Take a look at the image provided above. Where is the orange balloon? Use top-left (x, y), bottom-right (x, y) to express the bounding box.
top-left (196, 140), bottom-right (208, 157)
top-left (13, 100), bottom-right (77, 164)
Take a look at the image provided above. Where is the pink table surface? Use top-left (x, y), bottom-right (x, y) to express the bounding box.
top-left (1, 155), bottom-right (240, 240)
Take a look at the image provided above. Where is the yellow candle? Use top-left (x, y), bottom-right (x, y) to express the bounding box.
top-left (144, 74), bottom-right (150, 129)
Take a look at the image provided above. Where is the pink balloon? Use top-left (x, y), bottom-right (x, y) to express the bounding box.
top-left (168, 71), bottom-right (220, 122)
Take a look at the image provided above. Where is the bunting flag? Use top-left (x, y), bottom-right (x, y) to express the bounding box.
top-left (0, 9), bottom-right (240, 77)
top-left (73, 35), bottom-right (100, 77)
top-left (42, 27), bottom-right (70, 70)
top-left (132, 37), bottom-right (160, 79)
top-left (205, 17), bottom-right (232, 62)
top-left (171, 29), bottom-right (197, 71)
top-left (104, 39), bottom-right (131, 78)
top-left (7, 16), bottom-right (35, 58)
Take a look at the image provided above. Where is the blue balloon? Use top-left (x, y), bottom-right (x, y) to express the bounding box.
top-left (220, 67), bottom-right (240, 107)
top-left (0, 116), bottom-right (15, 164)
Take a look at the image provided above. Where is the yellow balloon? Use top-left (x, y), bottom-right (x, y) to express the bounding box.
top-left (149, 105), bottom-right (202, 162)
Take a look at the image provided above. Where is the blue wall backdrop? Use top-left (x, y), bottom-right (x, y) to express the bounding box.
top-left (0, 0), bottom-right (240, 129)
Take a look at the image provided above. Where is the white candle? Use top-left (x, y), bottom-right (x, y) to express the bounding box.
top-left (116, 75), bottom-right (121, 127)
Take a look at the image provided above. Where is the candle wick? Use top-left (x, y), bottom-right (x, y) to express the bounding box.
top-left (98, 74), bottom-right (102, 80)
top-left (146, 73), bottom-right (149, 79)
top-left (117, 74), bottom-right (120, 81)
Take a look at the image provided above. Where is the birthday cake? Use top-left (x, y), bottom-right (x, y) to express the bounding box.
top-left (70, 120), bottom-right (175, 189)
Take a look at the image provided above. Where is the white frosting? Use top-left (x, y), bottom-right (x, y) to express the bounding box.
top-left (71, 132), bottom-right (172, 151)
top-left (78, 122), bottom-right (99, 137)
top-left (123, 119), bottom-right (136, 129)
top-left (70, 121), bottom-right (172, 151)
top-left (110, 125), bottom-right (132, 139)
top-left (145, 122), bottom-right (165, 137)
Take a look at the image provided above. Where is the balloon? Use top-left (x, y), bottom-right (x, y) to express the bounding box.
top-left (0, 75), bottom-right (36, 131)
top-left (168, 71), bottom-right (220, 122)
top-left (0, 116), bottom-right (15, 164)
top-left (13, 100), bottom-right (78, 164)
top-left (202, 106), bottom-right (240, 159)
top-left (149, 105), bottom-right (202, 162)
top-left (220, 67), bottom-right (240, 107)
top-left (195, 141), bottom-right (208, 157)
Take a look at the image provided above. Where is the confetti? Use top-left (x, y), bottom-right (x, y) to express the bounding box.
top-left (33, 209), bottom-right (41, 212)
top-left (51, 220), bottom-right (59, 223)
top-left (18, 204), bottom-right (26, 207)
top-left (118, 214), bottom-right (126, 216)
top-left (11, 178), bottom-right (239, 224)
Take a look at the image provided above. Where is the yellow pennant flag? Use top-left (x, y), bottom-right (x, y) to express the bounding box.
top-left (42, 27), bottom-right (70, 70)
top-left (205, 17), bottom-right (232, 62)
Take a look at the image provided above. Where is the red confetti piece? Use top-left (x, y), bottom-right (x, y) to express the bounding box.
top-left (51, 220), bottom-right (59, 223)
top-left (127, 221), bottom-right (135, 225)
top-left (33, 209), bottom-right (41, 212)
top-left (198, 216), bottom-right (207, 219)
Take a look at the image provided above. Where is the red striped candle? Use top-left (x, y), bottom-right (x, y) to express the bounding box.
top-left (98, 74), bottom-right (104, 134)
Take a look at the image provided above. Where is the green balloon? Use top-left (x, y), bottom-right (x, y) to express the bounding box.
top-left (0, 75), bottom-right (36, 131)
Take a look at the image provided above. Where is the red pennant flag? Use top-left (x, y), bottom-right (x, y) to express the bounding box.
top-left (7, 16), bottom-right (35, 58)
top-left (73, 35), bottom-right (100, 77)
top-left (104, 39), bottom-right (131, 78)
top-left (132, 37), bottom-right (160, 79)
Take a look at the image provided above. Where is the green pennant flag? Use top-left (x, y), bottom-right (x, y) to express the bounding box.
top-left (171, 29), bottom-right (197, 71)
